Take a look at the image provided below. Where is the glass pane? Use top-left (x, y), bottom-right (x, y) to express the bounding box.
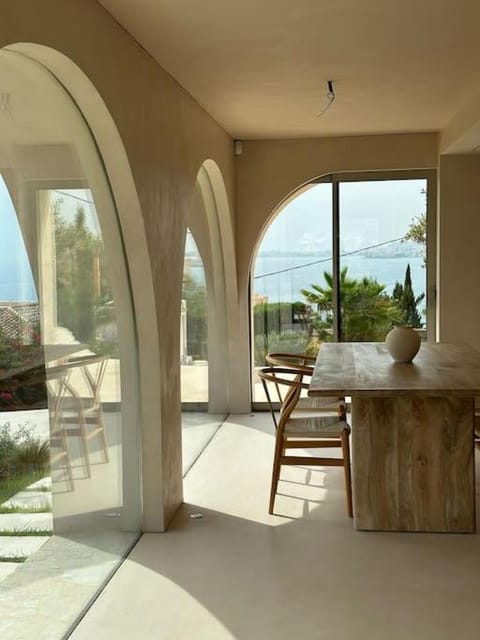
top-left (0, 175), bottom-right (48, 542)
top-left (181, 230), bottom-right (208, 404)
top-left (37, 183), bottom-right (129, 522)
top-left (252, 184), bottom-right (332, 401)
top-left (339, 179), bottom-right (427, 341)
top-left (0, 49), bottom-right (141, 638)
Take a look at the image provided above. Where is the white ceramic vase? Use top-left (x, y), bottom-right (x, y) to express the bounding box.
top-left (385, 325), bottom-right (421, 363)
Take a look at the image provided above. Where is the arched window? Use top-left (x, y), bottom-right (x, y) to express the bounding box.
top-left (0, 48), bottom-right (142, 630)
top-left (181, 229), bottom-right (208, 405)
top-left (252, 173), bottom-right (434, 403)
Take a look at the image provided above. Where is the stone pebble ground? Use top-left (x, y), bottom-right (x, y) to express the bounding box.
top-left (0, 477), bottom-right (53, 582)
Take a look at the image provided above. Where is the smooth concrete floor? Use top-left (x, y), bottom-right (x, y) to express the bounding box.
top-left (70, 413), bottom-right (480, 640)
top-left (182, 412), bottom-right (225, 476)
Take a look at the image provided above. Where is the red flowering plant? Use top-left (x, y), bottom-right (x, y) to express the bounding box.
top-left (0, 323), bottom-right (47, 411)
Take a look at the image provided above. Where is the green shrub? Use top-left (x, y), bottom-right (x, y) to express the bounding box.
top-left (13, 440), bottom-right (49, 472)
top-left (0, 424), bottom-right (49, 479)
top-left (254, 330), bottom-right (309, 366)
top-left (253, 301), bottom-right (308, 337)
top-left (0, 424), bottom-right (17, 479)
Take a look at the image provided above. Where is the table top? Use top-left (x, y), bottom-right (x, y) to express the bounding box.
top-left (308, 342), bottom-right (480, 397)
top-left (43, 344), bottom-right (88, 362)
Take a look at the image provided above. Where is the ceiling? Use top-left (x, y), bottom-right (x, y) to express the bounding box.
top-left (98, 0), bottom-right (480, 140)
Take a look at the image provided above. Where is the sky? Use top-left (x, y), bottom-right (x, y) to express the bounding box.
top-left (0, 177), bottom-right (37, 300)
top-left (0, 178), bottom-right (101, 301)
top-left (0, 174), bottom-right (427, 300)
top-left (259, 179), bottom-right (426, 255)
top-left (50, 188), bottom-right (101, 235)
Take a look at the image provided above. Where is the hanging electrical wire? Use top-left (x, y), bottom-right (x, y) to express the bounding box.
top-left (317, 80), bottom-right (336, 117)
top-left (254, 236), bottom-right (405, 279)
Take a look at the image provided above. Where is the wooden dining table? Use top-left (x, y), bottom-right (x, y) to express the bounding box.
top-left (308, 342), bottom-right (480, 533)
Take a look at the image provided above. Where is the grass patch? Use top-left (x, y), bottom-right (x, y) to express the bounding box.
top-left (0, 504), bottom-right (52, 514)
top-left (27, 485), bottom-right (50, 493)
top-left (0, 471), bottom-right (46, 505)
top-left (0, 556), bottom-right (26, 563)
top-left (0, 529), bottom-right (52, 536)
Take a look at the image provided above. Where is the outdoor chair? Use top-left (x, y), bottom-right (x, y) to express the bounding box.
top-left (60, 354), bottom-right (109, 477)
top-left (46, 365), bottom-right (74, 491)
top-left (257, 365), bottom-right (353, 517)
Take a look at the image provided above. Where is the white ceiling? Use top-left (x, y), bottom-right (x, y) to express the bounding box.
top-left (99, 0), bottom-right (480, 139)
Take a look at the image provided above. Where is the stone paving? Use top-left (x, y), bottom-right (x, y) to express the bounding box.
top-left (2, 478), bottom-right (52, 515)
top-left (0, 476), bottom-right (53, 583)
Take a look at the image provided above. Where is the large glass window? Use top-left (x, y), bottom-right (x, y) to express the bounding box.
top-left (181, 229), bottom-right (226, 477)
top-left (0, 49), bottom-right (141, 638)
top-left (338, 179), bottom-right (427, 342)
top-left (252, 174), bottom-right (433, 402)
top-left (181, 229), bottom-right (208, 405)
top-left (252, 183), bottom-right (332, 402)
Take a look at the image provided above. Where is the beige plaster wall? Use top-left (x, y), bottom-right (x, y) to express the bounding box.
top-left (236, 133), bottom-right (438, 284)
top-left (438, 154), bottom-right (480, 350)
top-left (0, 0), bottom-right (236, 529)
top-left (1, 1), bottom-right (461, 528)
top-left (234, 133), bottom-right (439, 405)
top-left (440, 89), bottom-right (480, 154)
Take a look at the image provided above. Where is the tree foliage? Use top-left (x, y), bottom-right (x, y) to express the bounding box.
top-left (392, 264), bottom-right (424, 327)
top-left (252, 302), bottom-right (310, 365)
top-left (253, 301), bottom-right (308, 335)
top-left (404, 212), bottom-right (426, 245)
top-left (404, 211), bottom-right (426, 265)
top-left (254, 330), bottom-right (309, 366)
top-left (54, 201), bottom-right (112, 345)
top-left (182, 274), bottom-right (208, 360)
top-left (301, 267), bottom-right (402, 342)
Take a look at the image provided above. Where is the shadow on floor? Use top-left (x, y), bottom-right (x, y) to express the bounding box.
top-left (69, 413), bottom-right (480, 640)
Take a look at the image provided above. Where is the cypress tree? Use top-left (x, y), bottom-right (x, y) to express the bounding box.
top-left (393, 264), bottom-right (424, 327)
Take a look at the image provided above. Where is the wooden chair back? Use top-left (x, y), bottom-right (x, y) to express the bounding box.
top-left (64, 354), bottom-right (108, 405)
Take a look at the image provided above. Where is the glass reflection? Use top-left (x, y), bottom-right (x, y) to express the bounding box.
top-left (251, 184), bottom-right (333, 402)
top-left (0, 49), bottom-right (141, 639)
top-left (181, 229), bottom-right (208, 404)
top-left (39, 188), bottom-right (124, 528)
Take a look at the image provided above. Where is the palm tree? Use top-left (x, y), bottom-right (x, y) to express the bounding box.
top-left (301, 267), bottom-right (401, 342)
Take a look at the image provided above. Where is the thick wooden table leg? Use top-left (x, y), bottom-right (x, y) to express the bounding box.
top-left (351, 395), bottom-right (475, 533)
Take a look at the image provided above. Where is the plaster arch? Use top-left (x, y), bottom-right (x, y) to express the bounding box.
top-left (3, 43), bottom-right (163, 531)
top-left (187, 160), bottom-right (245, 413)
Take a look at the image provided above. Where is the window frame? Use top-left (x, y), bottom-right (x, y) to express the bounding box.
top-left (251, 169), bottom-right (437, 409)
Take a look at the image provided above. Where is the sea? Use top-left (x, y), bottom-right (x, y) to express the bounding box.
top-left (252, 254), bottom-right (426, 311)
top-left (0, 260), bottom-right (37, 302)
top-left (3, 254), bottom-right (426, 312)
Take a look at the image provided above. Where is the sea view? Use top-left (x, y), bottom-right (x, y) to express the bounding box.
top-left (253, 253), bottom-right (426, 312)
top-left (0, 259), bottom-right (37, 302)
top-left (185, 251), bottom-right (427, 315)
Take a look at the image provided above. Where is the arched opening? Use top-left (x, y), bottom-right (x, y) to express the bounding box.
top-left (0, 46), bottom-right (149, 636)
top-left (194, 161), bottom-right (239, 413)
top-left (251, 172), bottom-right (434, 404)
top-left (181, 228), bottom-right (209, 406)
top-left (180, 162), bottom-right (236, 474)
top-left (6, 42), bottom-right (163, 532)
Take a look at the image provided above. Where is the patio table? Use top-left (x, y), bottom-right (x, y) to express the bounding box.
top-left (308, 342), bottom-right (480, 533)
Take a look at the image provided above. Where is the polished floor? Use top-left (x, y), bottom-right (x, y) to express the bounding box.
top-left (70, 413), bottom-right (480, 640)
top-left (182, 412), bottom-right (225, 476)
